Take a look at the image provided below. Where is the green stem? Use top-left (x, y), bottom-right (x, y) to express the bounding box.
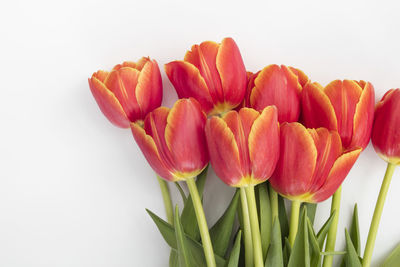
top-left (156, 176), bottom-right (174, 225)
top-left (240, 187), bottom-right (254, 267)
top-left (269, 184), bottom-right (279, 220)
top-left (245, 185), bottom-right (264, 267)
top-left (362, 163), bottom-right (396, 267)
top-left (288, 199), bottom-right (301, 246)
top-left (322, 186), bottom-right (342, 267)
top-left (186, 177), bottom-right (216, 267)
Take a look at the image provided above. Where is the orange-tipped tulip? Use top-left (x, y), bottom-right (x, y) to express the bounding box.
top-left (244, 65), bottom-right (308, 123)
top-left (165, 37), bottom-right (247, 116)
top-left (302, 80), bottom-right (375, 150)
top-left (372, 89), bottom-right (400, 165)
top-left (205, 106), bottom-right (280, 187)
top-left (131, 98), bottom-right (209, 181)
top-left (269, 123), bottom-right (361, 203)
top-left (89, 57), bottom-right (162, 128)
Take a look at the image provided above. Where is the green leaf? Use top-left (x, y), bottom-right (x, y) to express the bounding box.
top-left (146, 208), bottom-right (226, 267)
top-left (303, 203), bottom-right (317, 226)
top-left (344, 229), bottom-right (362, 267)
top-left (349, 204), bottom-right (361, 256)
top-left (316, 210), bottom-right (336, 249)
top-left (265, 218), bottom-right (283, 267)
top-left (283, 238), bottom-right (291, 267)
top-left (307, 218), bottom-right (321, 267)
top-left (381, 243), bottom-right (400, 267)
top-left (278, 195), bottom-right (289, 241)
top-left (321, 251), bottom-right (346, 256)
top-left (210, 190), bottom-right (240, 257)
top-left (181, 166), bottom-right (209, 240)
top-left (288, 206), bottom-right (310, 267)
top-left (226, 231), bottom-right (242, 267)
top-left (169, 250), bottom-right (178, 267)
top-left (174, 206), bottom-right (191, 267)
top-left (257, 183), bottom-right (272, 260)
top-left (175, 182), bottom-right (187, 203)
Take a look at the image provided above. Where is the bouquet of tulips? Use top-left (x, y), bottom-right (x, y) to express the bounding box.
top-left (88, 37), bottom-right (400, 267)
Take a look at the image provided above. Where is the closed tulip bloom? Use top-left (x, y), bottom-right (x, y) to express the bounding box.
top-left (302, 80), bottom-right (375, 150)
top-left (244, 65), bottom-right (308, 123)
top-left (371, 89), bottom-right (400, 165)
top-left (131, 98), bottom-right (209, 181)
top-left (165, 37), bottom-right (247, 116)
top-left (205, 106), bottom-right (280, 187)
top-left (269, 123), bottom-right (361, 203)
top-left (89, 57), bottom-right (162, 128)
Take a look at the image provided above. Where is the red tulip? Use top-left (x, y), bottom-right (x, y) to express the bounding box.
top-left (205, 106), bottom-right (280, 187)
top-left (165, 37), bottom-right (247, 116)
top-left (131, 98), bottom-right (209, 181)
top-left (89, 57), bottom-right (162, 128)
top-left (269, 123), bottom-right (361, 203)
top-left (244, 65), bottom-right (308, 123)
top-left (372, 89), bottom-right (400, 165)
top-left (301, 80), bottom-right (375, 150)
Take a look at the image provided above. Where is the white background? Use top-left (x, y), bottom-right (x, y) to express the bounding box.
top-left (1, 0), bottom-right (400, 266)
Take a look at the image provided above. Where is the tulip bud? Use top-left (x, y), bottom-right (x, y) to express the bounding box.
top-left (302, 80), bottom-right (375, 150)
top-left (269, 123), bottom-right (361, 203)
top-left (205, 106), bottom-right (280, 187)
top-left (371, 89), bottom-right (400, 165)
top-left (244, 65), bottom-right (308, 123)
top-left (89, 57), bottom-right (163, 128)
top-left (165, 37), bottom-right (247, 116)
top-left (131, 98), bottom-right (209, 181)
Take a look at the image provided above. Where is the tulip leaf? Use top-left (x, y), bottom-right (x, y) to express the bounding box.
top-left (349, 204), bottom-right (361, 255)
top-left (175, 182), bottom-right (187, 203)
top-left (381, 243), bottom-right (400, 267)
top-left (226, 231), bottom-right (242, 267)
top-left (283, 237), bottom-right (291, 267)
top-left (169, 251), bottom-right (178, 267)
top-left (257, 183), bottom-right (272, 260)
top-left (344, 229), bottom-right (362, 267)
top-left (146, 208), bottom-right (226, 267)
top-left (174, 206), bottom-right (191, 267)
top-left (303, 203), bottom-right (317, 226)
top-left (265, 218), bottom-right (283, 267)
top-left (288, 206), bottom-right (310, 267)
top-left (181, 166), bottom-right (209, 240)
top-left (316, 210), bottom-right (336, 249)
top-left (307, 218), bottom-right (321, 267)
top-left (210, 190), bottom-right (239, 257)
top-left (278, 195), bottom-right (289, 241)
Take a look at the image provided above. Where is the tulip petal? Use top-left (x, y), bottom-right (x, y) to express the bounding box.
top-left (350, 82), bottom-right (375, 149)
top-left (135, 60), bottom-right (163, 119)
top-left (104, 68), bottom-right (141, 122)
top-left (301, 82), bottom-right (338, 131)
top-left (205, 116), bottom-right (244, 186)
top-left (324, 80), bottom-right (362, 148)
top-left (248, 106), bottom-right (280, 183)
top-left (165, 61), bottom-right (214, 113)
top-left (289, 66), bottom-right (309, 87)
top-left (130, 122), bottom-right (174, 181)
top-left (164, 99), bottom-right (208, 177)
top-left (93, 70), bottom-right (109, 83)
top-left (270, 122), bottom-right (317, 197)
top-left (216, 37), bottom-right (247, 107)
top-left (312, 148), bottom-right (361, 202)
top-left (88, 77), bottom-right (130, 128)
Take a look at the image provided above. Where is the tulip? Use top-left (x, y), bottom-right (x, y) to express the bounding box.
top-left (302, 80), bottom-right (375, 150)
top-left (206, 106), bottom-right (279, 267)
top-left (165, 37), bottom-right (247, 116)
top-left (363, 89), bottom-right (400, 267)
top-left (131, 98), bottom-right (216, 267)
top-left (269, 122), bottom-right (361, 245)
top-left (89, 57), bottom-right (162, 128)
top-left (244, 65), bottom-right (308, 123)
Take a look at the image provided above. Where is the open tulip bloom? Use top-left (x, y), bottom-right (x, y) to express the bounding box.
top-left (88, 37), bottom-right (400, 267)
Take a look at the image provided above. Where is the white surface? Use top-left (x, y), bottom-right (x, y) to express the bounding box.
top-left (1, 0), bottom-right (400, 266)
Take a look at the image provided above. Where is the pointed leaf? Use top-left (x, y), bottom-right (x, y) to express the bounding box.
top-left (381, 243), bottom-right (400, 267)
top-left (226, 231), bottom-right (242, 267)
top-left (288, 207), bottom-right (310, 267)
top-left (349, 204), bottom-right (361, 255)
top-left (344, 229), bottom-right (362, 267)
top-left (175, 182), bottom-right (187, 203)
top-left (265, 219), bottom-right (283, 267)
top-left (257, 183), bottom-right (272, 260)
top-left (316, 210), bottom-right (336, 248)
top-left (174, 206), bottom-right (191, 267)
top-left (210, 190), bottom-right (240, 256)
top-left (283, 238), bottom-right (291, 267)
top-left (307, 218), bottom-right (321, 267)
top-left (303, 203), bottom-right (317, 226)
top-left (278, 195), bottom-right (289, 240)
